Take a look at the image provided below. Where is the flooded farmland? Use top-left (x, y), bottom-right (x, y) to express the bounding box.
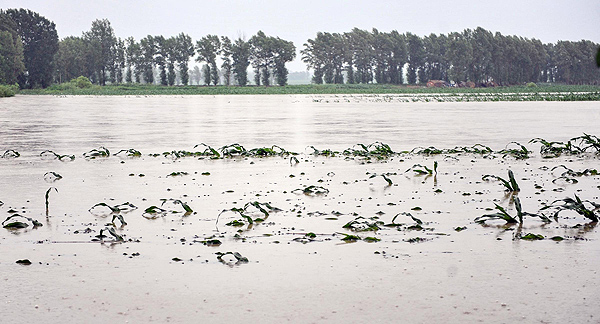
top-left (1, 95), bottom-right (599, 323)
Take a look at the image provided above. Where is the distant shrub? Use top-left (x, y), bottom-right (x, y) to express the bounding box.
top-left (0, 83), bottom-right (19, 97)
top-left (526, 82), bottom-right (537, 88)
top-left (72, 76), bottom-right (92, 88)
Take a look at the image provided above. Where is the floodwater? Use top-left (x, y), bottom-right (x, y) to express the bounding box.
top-left (1, 95), bottom-right (599, 323)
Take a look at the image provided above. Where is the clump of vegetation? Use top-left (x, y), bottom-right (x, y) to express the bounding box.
top-left (519, 233), bottom-right (544, 240)
top-left (343, 216), bottom-right (383, 232)
top-left (307, 146), bottom-right (339, 157)
top-left (94, 227), bottom-right (124, 242)
top-left (83, 146), bottom-right (110, 159)
top-left (475, 197), bottom-right (549, 224)
top-left (482, 170), bottom-right (520, 192)
top-left (115, 149), bottom-right (141, 157)
top-left (529, 138), bottom-right (579, 157)
top-left (0, 84), bottom-right (19, 97)
top-left (160, 199), bottom-right (193, 214)
top-left (498, 142), bottom-right (530, 159)
top-left (405, 161), bottom-right (438, 175)
top-left (292, 185), bottom-right (329, 196)
top-left (2, 214), bottom-right (43, 229)
top-left (216, 251), bottom-right (248, 264)
top-left (218, 201), bottom-right (280, 226)
top-left (526, 82), bottom-right (537, 88)
top-left (343, 142), bottom-right (394, 159)
top-left (368, 172), bottom-right (394, 185)
top-left (541, 195), bottom-right (600, 222)
top-left (570, 133), bottom-right (600, 153)
top-left (2, 150), bottom-right (20, 158)
top-left (40, 150), bottom-right (75, 161)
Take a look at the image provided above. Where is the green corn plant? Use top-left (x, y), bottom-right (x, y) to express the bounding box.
top-left (290, 156), bottom-right (299, 165)
top-left (307, 146), bottom-right (338, 157)
top-left (160, 199), bottom-right (193, 214)
top-left (390, 212), bottom-right (423, 225)
top-left (2, 150), bottom-right (20, 158)
top-left (570, 133), bottom-right (600, 153)
top-left (405, 161), bottom-right (438, 175)
top-left (482, 170), bottom-right (520, 192)
top-left (40, 150), bottom-right (75, 160)
top-left (369, 173), bottom-right (393, 185)
top-left (216, 251), bottom-right (248, 264)
top-left (95, 227), bottom-right (124, 242)
top-left (343, 142), bottom-right (394, 159)
top-left (2, 214), bottom-right (43, 229)
top-left (342, 216), bottom-right (382, 232)
top-left (498, 142), bottom-right (530, 159)
top-left (475, 197), bottom-right (549, 224)
top-left (292, 185), bottom-right (329, 195)
top-left (45, 187), bottom-right (58, 216)
top-left (44, 172), bottom-right (63, 182)
top-left (83, 146), bottom-right (110, 159)
top-left (115, 149), bottom-right (142, 157)
top-left (219, 143), bottom-right (246, 157)
top-left (143, 205), bottom-right (168, 219)
top-left (529, 138), bottom-right (579, 157)
top-left (193, 143), bottom-right (221, 158)
top-left (540, 194), bottom-right (600, 222)
top-left (247, 145), bottom-right (296, 157)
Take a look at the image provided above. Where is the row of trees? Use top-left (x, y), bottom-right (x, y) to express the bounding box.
top-left (302, 27), bottom-right (600, 85)
top-left (0, 9), bottom-right (296, 87)
top-left (1, 8), bottom-right (599, 88)
top-left (56, 21), bottom-right (296, 86)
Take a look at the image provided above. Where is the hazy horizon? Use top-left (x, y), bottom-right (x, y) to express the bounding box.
top-left (2, 0), bottom-right (599, 71)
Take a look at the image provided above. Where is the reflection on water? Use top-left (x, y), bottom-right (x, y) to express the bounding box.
top-left (1, 95), bottom-right (599, 155)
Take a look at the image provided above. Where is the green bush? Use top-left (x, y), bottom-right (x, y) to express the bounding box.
top-left (0, 83), bottom-right (19, 97)
top-left (526, 82), bottom-right (537, 88)
top-left (72, 76), bottom-right (92, 88)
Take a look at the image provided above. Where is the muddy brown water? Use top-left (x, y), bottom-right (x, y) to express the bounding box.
top-left (1, 95), bottom-right (599, 323)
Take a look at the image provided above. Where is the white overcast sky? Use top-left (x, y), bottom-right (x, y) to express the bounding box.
top-left (3, 0), bottom-right (599, 71)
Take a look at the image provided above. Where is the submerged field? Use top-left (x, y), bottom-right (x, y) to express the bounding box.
top-left (1, 95), bottom-right (599, 323)
top-left (18, 83), bottom-right (600, 101)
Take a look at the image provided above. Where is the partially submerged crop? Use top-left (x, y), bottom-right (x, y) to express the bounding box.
top-left (292, 185), bottom-right (329, 195)
top-left (498, 142), bottom-right (530, 159)
top-left (368, 172), bottom-right (394, 185)
top-left (216, 251), bottom-right (248, 264)
top-left (44, 172), bottom-right (63, 182)
top-left (2, 150), bottom-right (20, 158)
top-left (40, 150), bottom-right (75, 161)
top-left (115, 149), bottom-right (142, 157)
top-left (218, 201), bottom-right (280, 227)
top-left (45, 187), bottom-right (58, 216)
top-left (541, 195), bottom-right (600, 222)
top-left (570, 133), bottom-right (600, 153)
top-left (475, 197), bottom-right (550, 224)
top-left (2, 214), bottom-right (43, 229)
top-left (84, 147), bottom-right (110, 159)
top-left (405, 161), bottom-right (438, 175)
top-left (482, 170), bottom-right (520, 192)
top-left (343, 216), bottom-right (382, 231)
top-left (343, 142), bottom-right (394, 159)
top-left (94, 227), bottom-right (124, 241)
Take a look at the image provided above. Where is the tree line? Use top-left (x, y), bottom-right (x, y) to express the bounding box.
top-left (302, 27), bottom-right (600, 85)
top-left (0, 9), bottom-right (296, 88)
top-left (1, 9), bottom-right (599, 88)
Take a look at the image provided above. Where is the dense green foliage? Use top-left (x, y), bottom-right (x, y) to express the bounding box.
top-left (0, 13), bottom-right (25, 85)
top-left (1, 8), bottom-right (598, 90)
top-left (0, 83), bottom-right (19, 97)
top-left (302, 27), bottom-right (600, 85)
top-left (3, 9), bottom-right (58, 88)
